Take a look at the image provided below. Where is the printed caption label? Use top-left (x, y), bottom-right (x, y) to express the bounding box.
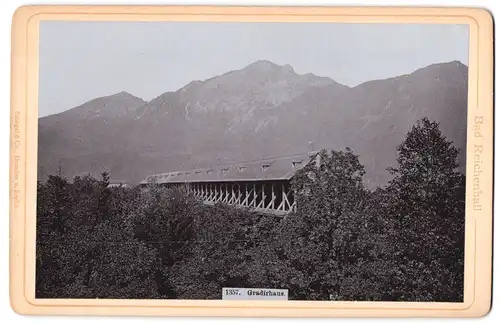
top-left (222, 288), bottom-right (288, 300)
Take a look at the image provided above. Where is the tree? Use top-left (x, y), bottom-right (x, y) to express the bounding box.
top-left (100, 171), bottom-right (110, 187)
top-left (386, 117), bottom-right (465, 301)
top-left (97, 171), bottom-right (111, 223)
top-left (169, 202), bottom-right (262, 299)
top-left (256, 148), bottom-right (374, 300)
top-left (36, 173), bottom-right (76, 298)
top-left (36, 173), bottom-right (160, 299)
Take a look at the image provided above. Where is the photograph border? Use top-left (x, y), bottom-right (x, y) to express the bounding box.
top-left (9, 5), bottom-right (493, 317)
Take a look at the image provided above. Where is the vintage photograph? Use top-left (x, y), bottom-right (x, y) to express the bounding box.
top-left (36, 21), bottom-right (469, 301)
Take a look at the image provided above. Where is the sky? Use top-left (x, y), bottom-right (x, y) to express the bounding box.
top-left (39, 21), bottom-right (469, 117)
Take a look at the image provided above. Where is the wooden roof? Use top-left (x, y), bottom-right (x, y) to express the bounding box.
top-left (140, 151), bottom-right (318, 184)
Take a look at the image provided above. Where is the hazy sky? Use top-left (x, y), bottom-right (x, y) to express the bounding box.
top-left (39, 21), bottom-right (469, 117)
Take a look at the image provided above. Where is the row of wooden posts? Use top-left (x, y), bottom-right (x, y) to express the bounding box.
top-left (175, 181), bottom-right (296, 215)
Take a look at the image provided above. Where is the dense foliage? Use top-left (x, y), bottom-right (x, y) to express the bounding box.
top-left (36, 118), bottom-right (465, 301)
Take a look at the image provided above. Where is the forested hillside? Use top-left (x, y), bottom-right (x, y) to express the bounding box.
top-left (36, 118), bottom-right (465, 301)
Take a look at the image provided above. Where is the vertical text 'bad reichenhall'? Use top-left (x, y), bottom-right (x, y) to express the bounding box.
top-left (473, 116), bottom-right (485, 212)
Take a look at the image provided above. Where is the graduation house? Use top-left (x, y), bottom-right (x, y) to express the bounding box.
top-left (140, 151), bottom-right (320, 215)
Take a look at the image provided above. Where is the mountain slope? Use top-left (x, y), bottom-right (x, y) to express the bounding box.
top-left (38, 61), bottom-right (468, 188)
top-left (38, 92), bottom-right (147, 179)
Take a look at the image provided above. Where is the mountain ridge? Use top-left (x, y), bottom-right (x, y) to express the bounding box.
top-left (38, 60), bottom-right (468, 188)
top-left (40, 60), bottom-right (467, 119)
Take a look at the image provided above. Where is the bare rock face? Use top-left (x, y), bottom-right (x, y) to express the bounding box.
top-left (38, 60), bottom-right (468, 188)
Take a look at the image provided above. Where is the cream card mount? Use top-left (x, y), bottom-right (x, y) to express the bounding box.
top-left (10, 5), bottom-right (494, 317)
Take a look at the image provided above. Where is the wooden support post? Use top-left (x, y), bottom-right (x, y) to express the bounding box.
top-left (262, 183), bottom-right (265, 206)
top-left (219, 184), bottom-right (224, 202)
top-left (283, 184), bottom-right (291, 211)
top-left (231, 184), bottom-right (235, 205)
top-left (277, 183), bottom-right (284, 211)
top-left (242, 186), bottom-right (254, 206)
top-left (257, 183), bottom-right (265, 209)
top-left (272, 183), bottom-right (275, 210)
top-left (266, 183), bottom-right (276, 210)
top-left (253, 184), bottom-right (256, 207)
top-left (277, 184), bottom-right (285, 211)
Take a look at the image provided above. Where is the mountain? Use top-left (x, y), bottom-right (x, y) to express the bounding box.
top-left (38, 60), bottom-right (468, 188)
top-left (38, 91), bottom-right (147, 180)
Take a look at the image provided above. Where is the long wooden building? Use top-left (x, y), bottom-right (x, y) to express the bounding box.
top-left (140, 151), bottom-right (320, 215)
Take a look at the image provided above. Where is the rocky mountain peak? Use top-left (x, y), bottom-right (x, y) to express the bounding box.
top-left (245, 60), bottom-right (282, 72)
top-left (112, 91), bottom-right (143, 100)
top-left (38, 61), bottom-right (468, 188)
